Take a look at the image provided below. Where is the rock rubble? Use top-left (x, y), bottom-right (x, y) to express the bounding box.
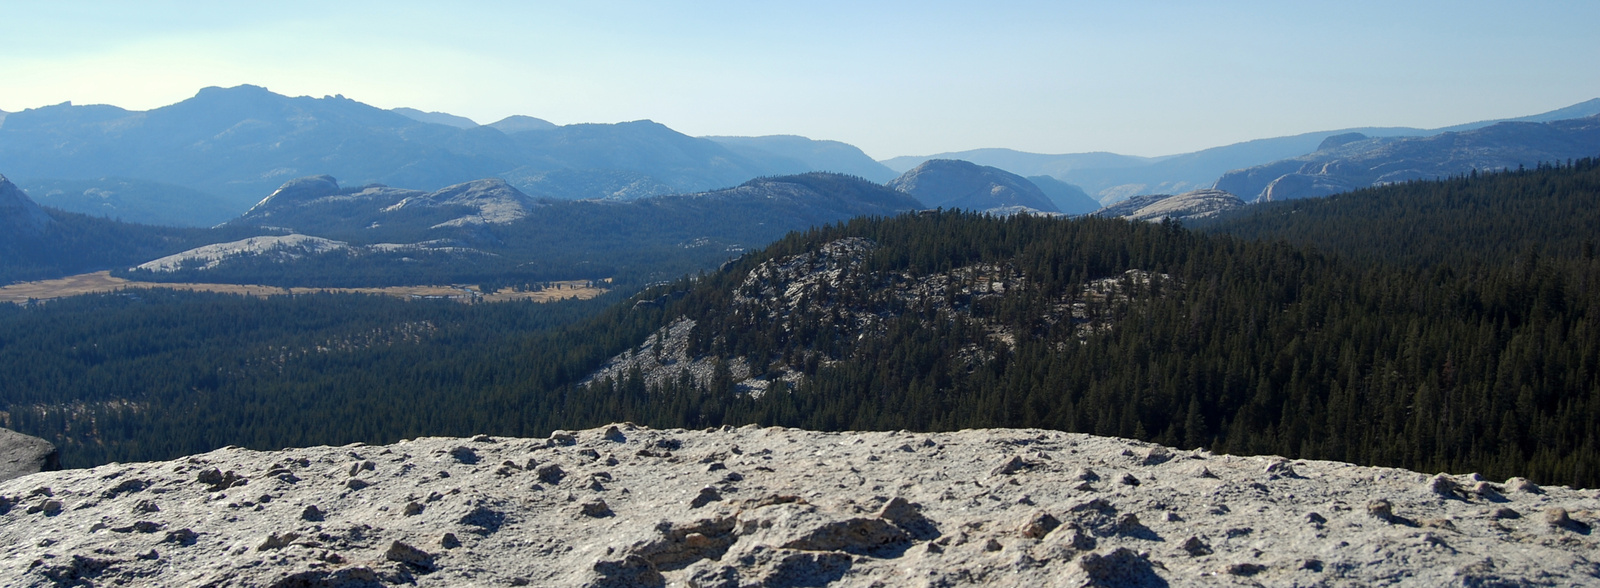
top-left (1, 425), bottom-right (1596, 586)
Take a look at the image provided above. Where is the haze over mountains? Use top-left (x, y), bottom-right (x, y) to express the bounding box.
top-left (885, 98), bottom-right (1600, 204)
top-left (887, 159), bottom-right (1060, 214)
top-left (125, 172), bottom-right (921, 288)
top-left (3, 86), bottom-right (1597, 230)
top-left (0, 86), bottom-right (890, 226)
top-left (2, 84), bottom-right (1594, 229)
top-left (1216, 114), bottom-right (1600, 202)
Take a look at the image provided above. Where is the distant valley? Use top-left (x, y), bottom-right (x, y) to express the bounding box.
top-left (0, 170), bottom-right (924, 289)
top-left (6, 161), bottom-right (1600, 494)
top-left (3, 86), bottom-right (1600, 495)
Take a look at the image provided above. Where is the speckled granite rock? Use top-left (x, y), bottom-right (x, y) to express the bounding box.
top-left (0, 427), bottom-right (58, 483)
top-left (1, 425), bottom-right (1595, 587)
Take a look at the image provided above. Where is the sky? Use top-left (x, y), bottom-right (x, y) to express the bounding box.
top-left (2, 1), bottom-right (1597, 159)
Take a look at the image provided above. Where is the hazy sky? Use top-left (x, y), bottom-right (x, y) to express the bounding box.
top-left (3, 1), bottom-right (1597, 159)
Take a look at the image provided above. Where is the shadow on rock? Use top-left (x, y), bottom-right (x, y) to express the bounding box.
top-left (458, 505), bottom-right (506, 535)
top-left (761, 551), bottom-right (852, 588)
top-left (1071, 547), bottom-right (1169, 588)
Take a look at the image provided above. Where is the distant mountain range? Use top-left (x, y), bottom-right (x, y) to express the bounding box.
top-left (5, 86), bottom-right (1597, 230)
top-left (0, 175), bottom-right (208, 285)
top-left (124, 172), bottom-right (919, 287)
top-left (0, 86), bottom-right (892, 227)
top-left (884, 98), bottom-right (1600, 204)
top-left (1216, 115), bottom-right (1600, 202)
top-left (17, 177), bottom-right (242, 227)
top-left (391, 107), bottom-right (479, 129)
top-left (705, 135), bottom-right (899, 183)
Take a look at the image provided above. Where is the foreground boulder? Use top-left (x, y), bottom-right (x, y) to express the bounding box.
top-left (0, 427), bottom-right (58, 483)
top-left (1, 425), bottom-right (1595, 586)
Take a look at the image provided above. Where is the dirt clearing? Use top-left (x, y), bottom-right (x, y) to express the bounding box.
top-left (0, 271), bottom-right (608, 304)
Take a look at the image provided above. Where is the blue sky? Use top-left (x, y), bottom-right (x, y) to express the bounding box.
top-left (3, 1), bottom-right (1596, 159)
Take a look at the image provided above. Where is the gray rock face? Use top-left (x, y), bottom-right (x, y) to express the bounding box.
top-left (249, 174), bottom-right (342, 210)
top-left (0, 174), bottom-right (55, 235)
top-left (1, 425), bottom-right (1594, 586)
top-left (0, 427), bottom-right (58, 483)
top-left (587, 239), bottom-right (1169, 397)
top-left (1216, 115), bottom-right (1600, 202)
top-left (237, 175), bottom-right (540, 233)
top-left (888, 159), bottom-right (1060, 213)
top-left (383, 178), bottom-right (540, 227)
top-left (1092, 189), bottom-right (1245, 222)
top-left (133, 234), bottom-right (352, 273)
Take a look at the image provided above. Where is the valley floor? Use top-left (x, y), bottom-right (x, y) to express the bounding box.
top-left (0, 271), bottom-right (608, 305)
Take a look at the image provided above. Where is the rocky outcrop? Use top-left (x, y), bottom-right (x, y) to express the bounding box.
top-left (0, 174), bottom-right (55, 236)
top-left (1, 425), bottom-right (1594, 586)
top-left (0, 428), bottom-right (58, 483)
top-left (238, 176), bottom-right (541, 232)
top-left (133, 234), bottom-right (352, 273)
top-left (132, 234), bottom-right (488, 275)
top-left (888, 159), bottom-right (1060, 214)
top-left (588, 238), bottom-right (1172, 396)
top-left (1216, 115), bottom-right (1600, 202)
top-left (1092, 189), bottom-right (1245, 222)
top-left (382, 178), bottom-right (540, 227)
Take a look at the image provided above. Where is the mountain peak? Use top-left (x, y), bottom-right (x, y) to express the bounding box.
top-left (0, 173), bottom-right (56, 234)
top-left (195, 84), bottom-right (273, 96)
top-left (888, 159), bottom-right (1060, 213)
top-left (486, 115), bottom-right (557, 134)
top-left (243, 175), bottom-right (342, 216)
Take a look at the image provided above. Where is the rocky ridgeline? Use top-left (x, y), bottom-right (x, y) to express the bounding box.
top-left (587, 239), bottom-right (1171, 396)
top-left (2, 425), bottom-right (1595, 587)
top-left (1091, 190), bottom-right (1245, 223)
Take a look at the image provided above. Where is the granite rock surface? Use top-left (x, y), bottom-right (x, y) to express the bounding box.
top-left (1, 425), bottom-right (1595, 587)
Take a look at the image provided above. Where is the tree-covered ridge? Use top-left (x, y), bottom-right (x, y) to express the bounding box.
top-left (580, 211), bottom-right (1600, 487)
top-left (4, 162), bottom-right (1599, 488)
top-left (0, 207), bottom-right (224, 286)
top-left (1198, 157), bottom-right (1600, 268)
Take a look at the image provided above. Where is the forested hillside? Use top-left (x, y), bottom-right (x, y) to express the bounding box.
top-left (0, 208), bottom-right (218, 285)
top-left (1199, 158), bottom-right (1600, 267)
top-left (4, 163), bottom-right (1598, 489)
top-left (0, 290), bottom-right (626, 467)
top-left (577, 211), bottom-right (1600, 487)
